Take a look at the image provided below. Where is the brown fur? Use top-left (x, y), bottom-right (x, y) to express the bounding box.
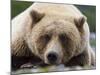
top-left (11, 3), bottom-right (95, 69)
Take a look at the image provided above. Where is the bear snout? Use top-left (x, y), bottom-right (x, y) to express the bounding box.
top-left (47, 52), bottom-right (58, 64)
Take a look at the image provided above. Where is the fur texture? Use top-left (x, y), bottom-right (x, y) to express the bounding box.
top-left (11, 3), bottom-right (95, 69)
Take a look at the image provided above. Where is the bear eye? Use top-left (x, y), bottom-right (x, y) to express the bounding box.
top-left (36, 34), bottom-right (51, 54)
top-left (43, 34), bottom-right (51, 42)
top-left (38, 34), bottom-right (51, 45)
top-left (59, 33), bottom-right (67, 42)
top-left (59, 33), bottom-right (68, 48)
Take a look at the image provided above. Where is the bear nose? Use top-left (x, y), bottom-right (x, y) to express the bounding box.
top-left (47, 52), bottom-right (58, 64)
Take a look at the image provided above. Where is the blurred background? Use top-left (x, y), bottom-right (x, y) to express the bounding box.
top-left (11, 0), bottom-right (96, 74)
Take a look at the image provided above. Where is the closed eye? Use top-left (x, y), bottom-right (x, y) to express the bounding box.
top-left (43, 34), bottom-right (51, 42)
top-left (59, 33), bottom-right (68, 48)
top-left (59, 33), bottom-right (67, 42)
top-left (38, 34), bottom-right (51, 47)
top-left (36, 34), bottom-right (51, 54)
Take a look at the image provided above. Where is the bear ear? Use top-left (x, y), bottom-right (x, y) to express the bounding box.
top-left (30, 10), bottom-right (45, 24)
top-left (74, 16), bottom-right (87, 30)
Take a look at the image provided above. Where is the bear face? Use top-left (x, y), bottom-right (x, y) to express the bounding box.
top-left (26, 14), bottom-right (86, 65)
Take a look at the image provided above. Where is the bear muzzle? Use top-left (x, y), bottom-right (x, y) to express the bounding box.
top-left (47, 52), bottom-right (58, 64)
top-left (44, 51), bottom-right (62, 65)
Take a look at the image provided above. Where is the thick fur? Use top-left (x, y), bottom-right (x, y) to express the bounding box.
top-left (11, 3), bottom-right (95, 69)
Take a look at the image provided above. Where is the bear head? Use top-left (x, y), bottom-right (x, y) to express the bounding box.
top-left (25, 9), bottom-right (87, 65)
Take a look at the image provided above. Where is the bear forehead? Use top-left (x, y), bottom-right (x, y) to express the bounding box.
top-left (43, 21), bottom-right (76, 33)
top-left (33, 18), bottom-right (79, 36)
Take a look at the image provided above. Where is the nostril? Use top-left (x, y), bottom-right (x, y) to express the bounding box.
top-left (47, 52), bottom-right (58, 63)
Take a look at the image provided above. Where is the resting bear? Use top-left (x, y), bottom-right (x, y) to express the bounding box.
top-left (11, 3), bottom-right (95, 69)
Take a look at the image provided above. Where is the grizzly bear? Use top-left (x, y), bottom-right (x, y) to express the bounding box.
top-left (11, 3), bottom-right (95, 69)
